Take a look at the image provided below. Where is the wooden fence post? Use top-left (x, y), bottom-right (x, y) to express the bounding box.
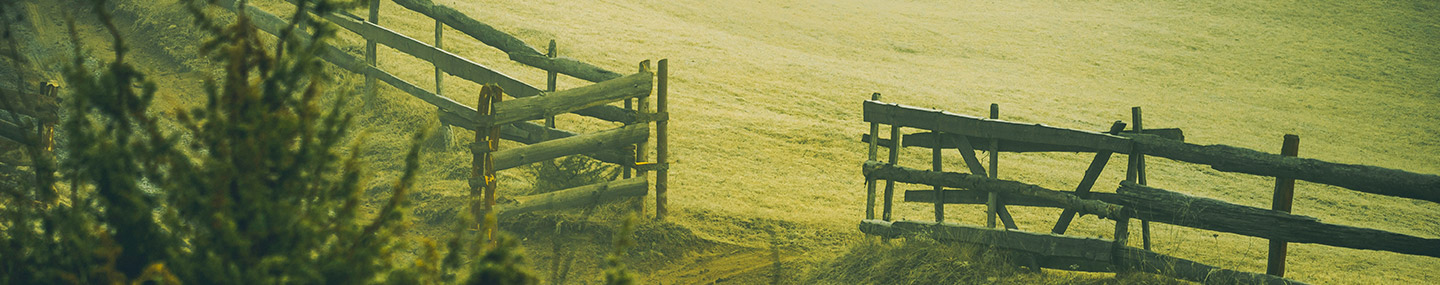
top-left (622, 81), bottom-right (636, 179)
top-left (987, 104), bottom-right (999, 228)
top-left (364, 0), bottom-right (380, 101)
top-left (473, 84), bottom-right (503, 241)
top-left (433, 18), bottom-right (451, 147)
top-left (545, 40), bottom-right (557, 130)
top-left (1119, 108), bottom-right (1141, 259)
top-left (932, 129), bottom-right (944, 222)
top-left (1133, 107), bottom-right (1152, 250)
top-left (655, 59), bottom-right (670, 220)
top-left (985, 104), bottom-right (1018, 229)
top-left (865, 93), bottom-right (881, 220)
top-left (1267, 134), bottom-right (1300, 277)
top-left (882, 112), bottom-right (902, 221)
top-left (634, 60), bottom-right (652, 214)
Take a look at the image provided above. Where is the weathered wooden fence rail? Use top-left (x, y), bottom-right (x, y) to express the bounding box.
top-left (860, 220), bottom-right (1298, 285)
top-left (388, 0), bottom-right (624, 83)
top-left (858, 97), bottom-right (1437, 283)
top-left (214, 0), bottom-right (673, 220)
top-left (0, 110), bottom-right (34, 146)
top-left (864, 99), bottom-right (1440, 204)
top-left (866, 162), bottom-right (1440, 258)
top-left (0, 83), bottom-right (57, 147)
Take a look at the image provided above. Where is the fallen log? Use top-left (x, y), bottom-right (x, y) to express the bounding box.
top-left (1117, 181), bottom-right (1440, 258)
top-left (1131, 134), bottom-right (1440, 204)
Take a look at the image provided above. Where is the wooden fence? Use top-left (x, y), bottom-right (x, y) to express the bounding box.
top-left (858, 95), bottom-right (1440, 284)
top-left (0, 82), bottom-right (57, 149)
top-left (213, 0), bottom-right (673, 223)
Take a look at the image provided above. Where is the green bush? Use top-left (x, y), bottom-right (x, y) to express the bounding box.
top-left (0, 0), bottom-right (540, 283)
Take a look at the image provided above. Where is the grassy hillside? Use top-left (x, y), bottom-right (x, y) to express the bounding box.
top-left (22, 0), bottom-right (1439, 283)
top-left (412, 0), bottom-right (1440, 283)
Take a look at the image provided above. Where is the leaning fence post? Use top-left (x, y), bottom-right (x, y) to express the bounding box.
top-left (1120, 108), bottom-right (1142, 257)
top-left (473, 84), bottom-right (503, 241)
top-left (1133, 107), bottom-right (1152, 250)
top-left (364, 0), bottom-right (381, 101)
top-left (865, 93), bottom-right (881, 220)
top-left (1267, 134), bottom-right (1300, 277)
top-left (655, 59), bottom-right (670, 220)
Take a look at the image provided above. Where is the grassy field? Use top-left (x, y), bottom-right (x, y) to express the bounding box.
top-left (23, 0), bottom-right (1440, 283)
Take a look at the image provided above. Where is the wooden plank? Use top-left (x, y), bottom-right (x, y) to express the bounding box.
top-left (492, 124), bottom-right (649, 171)
top-left (1120, 128), bottom-right (1183, 142)
top-left (217, 0), bottom-right (483, 122)
top-left (0, 116), bottom-right (33, 146)
top-left (389, 0), bottom-right (624, 82)
top-left (863, 161), bottom-right (1128, 220)
top-left (486, 71), bottom-right (652, 127)
top-left (501, 177), bottom-right (648, 215)
top-left (1130, 133), bottom-right (1440, 204)
top-left (859, 128), bottom-right (1180, 153)
top-left (906, 189), bottom-right (1126, 207)
top-left (239, 0), bottom-right (640, 123)
top-left (1053, 121), bottom-right (1128, 234)
top-left (1117, 181), bottom-right (1440, 258)
top-left (863, 100), bottom-right (1133, 153)
top-left (439, 111), bottom-right (633, 166)
top-left (509, 52), bottom-right (625, 83)
top-left (319, 10), bottom-right (542, 98)
top-left (860, 220), bottom-right (1309, 284)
